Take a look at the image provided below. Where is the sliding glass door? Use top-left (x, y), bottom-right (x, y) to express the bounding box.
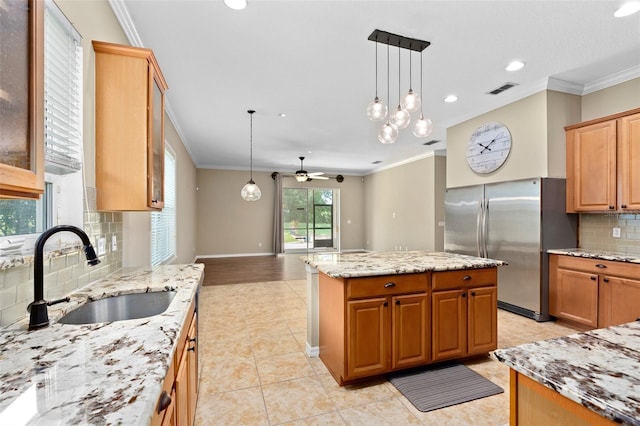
top-left (283, 187), bottom-right (338, 252)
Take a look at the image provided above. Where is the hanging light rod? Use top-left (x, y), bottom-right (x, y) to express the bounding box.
top-left (367, 29), bottom-right (430, 52)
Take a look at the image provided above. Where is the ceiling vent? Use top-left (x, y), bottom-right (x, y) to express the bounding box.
top-left (371, 160), bottom-right (383, 164)
top-left (423, 140), bottom-right (440, 146)
top-left (487, 82), bottom-right (518, 95)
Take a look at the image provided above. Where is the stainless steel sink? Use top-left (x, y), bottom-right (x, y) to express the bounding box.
top-left (58, 291), bottom-right (177, 325)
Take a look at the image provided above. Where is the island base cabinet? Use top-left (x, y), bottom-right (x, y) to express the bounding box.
top-left (509, 370), bottom-right (616, 425)
top-left (468, 286), bottom-right (499, 355)
top-left (347, 298), bottom-right (389, 379)
top-left (432, 290), bottom-right (466, 361)
top-left (392, 293), bottom-right (429, 369)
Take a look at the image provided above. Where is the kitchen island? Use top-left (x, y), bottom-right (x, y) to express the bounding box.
top-left (303, 251), bottom-right (506, 384)
top-left (0, 264), bottom-right (203, 425)
top-left (494, 321), bottom-right (640, 425)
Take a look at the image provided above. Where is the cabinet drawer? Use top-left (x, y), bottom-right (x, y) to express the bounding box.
top-left (347, 273), bottom-right (428, 299)
top-left (432, 268), bottom-right (496, 291)
top-left (555, 255), bottom-right (640, 278)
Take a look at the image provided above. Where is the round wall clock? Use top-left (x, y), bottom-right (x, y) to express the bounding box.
top-left (466, 122), bottom-right (512, 174)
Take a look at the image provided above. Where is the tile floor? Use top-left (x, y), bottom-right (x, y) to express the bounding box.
top-left (195, 279), bottom-right (581, 425)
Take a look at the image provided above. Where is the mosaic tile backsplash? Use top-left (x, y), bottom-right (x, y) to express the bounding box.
top-left (579, 213), bottom-right (640, 255)
top-left (0, 188), bottom-right (123, 326)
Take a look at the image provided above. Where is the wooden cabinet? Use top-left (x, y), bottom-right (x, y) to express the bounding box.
top-left (151, 301), bottom-right (198, 426)
top-left (320, 273), bottom-right (429, 385)
top-left (566, 108), bottom-right (640, 212)
top-left (550, 254), bottom-right (640, 329)
top-left (431, 268), bottom-right (498, 362)
top-left (93, 40), bottom-right (168, 211)
top-left (0, 0), bottom-right (45, 199)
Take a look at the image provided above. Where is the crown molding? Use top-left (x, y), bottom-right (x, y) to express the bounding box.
top-left (583, 65), bottom-right (640, 94)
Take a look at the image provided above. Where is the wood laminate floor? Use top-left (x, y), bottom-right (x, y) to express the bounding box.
top-left (197, 254), bottom-right (307, 285)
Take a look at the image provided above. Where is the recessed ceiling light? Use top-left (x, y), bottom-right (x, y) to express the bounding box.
top-left (614, 1), bottom-right (640, 17)
top-left (506, 60), bottom-right (525, 71)
top-left (278, 113), bottom-right (286, 118)
top-left (444, 95), bottom-right (458, 103)
top-left (224, 0), bottom-right (247, 10)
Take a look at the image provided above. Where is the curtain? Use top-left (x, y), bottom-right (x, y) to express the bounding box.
top-left (272, 172), bottom-right (284, 254)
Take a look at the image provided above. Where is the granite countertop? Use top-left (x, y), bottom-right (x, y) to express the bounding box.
top-left (548, 248), bottom-right (640, 263)
top-left (304, 251), bottom-right (507, 278)
top-left (0, 263), bottom-right (204, 425)
top-left (493, 321), bottom-right (640, 425)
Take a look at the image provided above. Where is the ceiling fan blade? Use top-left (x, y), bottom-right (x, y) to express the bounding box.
top-left (310, 175), bottom-right (329, 180)
top-left (307, 172), bottom-right (325, 176)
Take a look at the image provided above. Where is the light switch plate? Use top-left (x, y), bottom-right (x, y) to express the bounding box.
top-left (111, 235), bottom-right (117, 251)
top-left (612, 227), bottom-right (621, 238)
top-left (97, 237), bottom-right (106, 256)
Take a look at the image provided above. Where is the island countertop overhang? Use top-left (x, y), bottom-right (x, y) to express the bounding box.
top-left (303, 251), bottom-right (507, 278)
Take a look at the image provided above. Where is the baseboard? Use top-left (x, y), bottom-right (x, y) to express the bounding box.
top-left (306, 342), bottom-right (319, 358)
top-left (195, 252), bottom-right (276, 260)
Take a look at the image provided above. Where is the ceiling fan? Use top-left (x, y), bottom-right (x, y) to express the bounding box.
top-left (292, 156), bottom-right (329, 182)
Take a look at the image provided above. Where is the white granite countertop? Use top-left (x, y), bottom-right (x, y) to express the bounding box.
top-left (493, 321), bottom-right (640, 425)
top-left (0, 263), bottom-right (204, 426)
top-left (304, 251), bottom-right (507, 278)
top-left (548, 248), bottom-right (640, 263)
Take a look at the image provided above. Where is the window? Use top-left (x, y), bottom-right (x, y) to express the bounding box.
top-left (151, 146), bottom-right (176, 265)
top-left (0, 0), bottom-right (82, 249)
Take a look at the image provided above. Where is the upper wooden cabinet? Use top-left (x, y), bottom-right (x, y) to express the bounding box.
top-left (93, 40), bottom-right (168, 211)
top-left (0, 0), bottom-right (45, 199)
top-left (566, 108), bottom-right (640, 212)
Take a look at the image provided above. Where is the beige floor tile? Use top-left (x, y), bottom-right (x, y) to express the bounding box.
top-left (199, 336), bottom-right (253, 360)
top-left (262, 376), bottom-right (336, 424)
top-left (251, 332), bottom-right (301, 359)
top-left (278, 410), bottom-right (345, 425)
top-left (338, 398), bottom-right (422, 425)
top-left (318, 373), bottom-right (397, 410)
top-left (246, 320), bottom-right (292, 339)
top-left (200, 356), bottom-right (260, 393)
top-left (308, 356), bottom-right (332, 376)
top-left (256, 351), bottom-right (315, 385)
top-left (195, 386), bottom-right (269, 426)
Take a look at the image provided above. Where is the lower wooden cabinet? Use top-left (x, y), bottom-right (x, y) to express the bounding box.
top-left (152, 301), bottom-right (198, 426)
top-left (319, 268), bottom-right (497, 385)
top-left (431, 269), bottom-right (498, 362)
top-left (550, 254), bottom-right (640, 329)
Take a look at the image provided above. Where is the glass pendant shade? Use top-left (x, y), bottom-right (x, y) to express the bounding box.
top-left (401, 89), bottom-right (421, 113)
top-left (241, 179), bottom-right (261, 201)
top-left (390, 105), bottom-right (411, 129)
top-left (413, 114), bottom-right (433, 138)
top-left (378, 120), bottom-right (398, 144)
top-left (366, 97), bottom-right (388, 121)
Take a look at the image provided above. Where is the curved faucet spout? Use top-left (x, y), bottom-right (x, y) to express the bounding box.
top-left (29, 225), bottom-right (101, 331)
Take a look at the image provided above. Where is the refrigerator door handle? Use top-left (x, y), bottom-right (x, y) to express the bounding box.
top-left (476, 203), bottom-right (483, 257)
top-left (483, 199), bottom-right (489, 258)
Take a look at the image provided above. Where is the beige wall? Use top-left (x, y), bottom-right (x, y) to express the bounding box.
top-left (546, 90), bottom-right (581, 178)
top-left (195, 170), bottom-right (365, 256)
top-left (364, 155), bottom-right (446, 252)
top-left (446, 91), bottom-right (548, 188)
top-left (581, 77), bottom-right (640, 121)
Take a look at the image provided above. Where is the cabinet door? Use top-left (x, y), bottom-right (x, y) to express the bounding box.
top-left (0, 0), bottom-right (44, 199)
top-left (187, 315), bottom-right (198, 424)
top-left (174, 344), bottom-right (189, 426)
top-left (600, 276), bottom-right (640, 328)
top-left (148, 73), bottom-right (165, 209)
top-left (160, 389), bottom-right (176, 426)
top-left (432, 290), bottom-right (466, 361)
top-left (619, 112), bottom-right (640, 210)
top-left (467, 286), bottom-right (497, 355)
top-left (556, 268), bottom-right (599, 328)
top-left (570, 120), bottom-right (617, 211)
top-left (391, 293), bottom-right (429, 369)
top-left (346, 297), bottom-right (389, 379)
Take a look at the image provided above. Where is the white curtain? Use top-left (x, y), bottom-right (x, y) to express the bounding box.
top-left (272, 172), bottom-right (284, 254)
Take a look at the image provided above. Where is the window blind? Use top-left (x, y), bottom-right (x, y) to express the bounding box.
top-left (44, 0), bottom-right (82, 175)
top-left (151, 148), bottom-right (176, 265)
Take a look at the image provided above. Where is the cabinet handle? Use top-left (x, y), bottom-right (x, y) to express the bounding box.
top-left (461, 292), bottom-right (467, 298)
top-left (621, 204), bottom-right (628, 209)
top-left (595, 264), bottom-right (607, 269)
top-left (156, 391), bottom-right (172, 413)
top-left (603, 278), bottom-right (609, 283)
top-left (189, 337), bottom-right (197, 343)
top-left (471, 291), bottom-right (476, 297)
top-left (152, 199), bottom-right (158, 204)
top-left (609, 205), bottom-right (615, 210)
top-left (384, 282), bottom-right (396, 288)
top-left (590, 276), bottom-right (597, 281)
top-left (188, 346), bottom-right (196, 352)
top-left (395, 300), bottom-right (400, 305)
top-left (462, 275), bottom-right (471, 281)
top-left (383, 301), bottom-right (388, 307)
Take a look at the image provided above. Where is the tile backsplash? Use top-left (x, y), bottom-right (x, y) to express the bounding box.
top-left (579, 213), bottom-right (640, 255)
top-left (0, 187), bottom-right (123, 327)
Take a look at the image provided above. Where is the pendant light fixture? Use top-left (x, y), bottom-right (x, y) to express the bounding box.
top-left (390, 45), bottom-right (410, 129)
top-left (413, 50), bottom-right (433, 139)
top-left (378, 40), bottom-right (398, 144)
top-left (366, 35), bottom-right (387, 122)
top-left (401, 45), bottom-right (421, 113)
top-left (241, 109), bottom-right (261, 201)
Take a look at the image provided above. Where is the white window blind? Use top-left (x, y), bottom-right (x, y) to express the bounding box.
top-left (44, 0), bottom-right (82, 175)
top-left (151, 147), bottom-right (176, 265)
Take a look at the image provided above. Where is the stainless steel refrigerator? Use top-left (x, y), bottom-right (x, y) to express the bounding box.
top-left (444, 178), bottom-right (578, 321)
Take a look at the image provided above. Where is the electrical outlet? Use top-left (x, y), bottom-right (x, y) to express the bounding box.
top-left (111, 235), bottom-right (117, 251)
top-left (613, 227), bottom-right (621, 238)
top-left (97, 237), bottom-right (106, 256)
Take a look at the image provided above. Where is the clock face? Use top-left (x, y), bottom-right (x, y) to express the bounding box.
top-left (466, 122), bottom-right (512, 174)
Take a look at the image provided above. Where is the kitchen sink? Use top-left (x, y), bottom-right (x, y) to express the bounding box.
top-left (58, 291), bottom-right (177, 325)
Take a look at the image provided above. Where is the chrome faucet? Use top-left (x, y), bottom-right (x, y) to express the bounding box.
top-left (28, 225), bottom-right (101, 330)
